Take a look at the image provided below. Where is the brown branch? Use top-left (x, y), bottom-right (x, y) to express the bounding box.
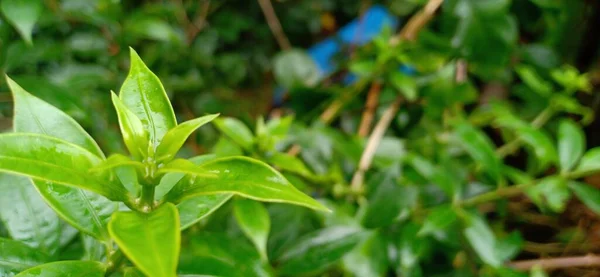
top-left (357, 81), bottom-right (382, 137)
top-left (392, 0), bottom-right (445, 44)
top-left (257, 0), bottom-right (291, 50)
top-left (509, 254), bottom-right (600, 271)
top-left (187, 0), bottom-right (211, 43)
top-left (350, 96), bottom-right (403, 191)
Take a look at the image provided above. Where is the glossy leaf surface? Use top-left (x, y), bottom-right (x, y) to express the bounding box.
top-left (558, 119), bottom-right (585, 173)
top-left (14, 261), bottom-right (105, 277)
top-left (156, 114), bottom-right (219, 162)
top-left (111, 92), bottom-right (150, 159)
top-left (234, 198), bottom-right (271, 261)
top-left (119, 48), bottom-right (177, 148)
top-left (162, 156), bottom-right (328, 211)
top-left (0, 133), bottom-right (126, 201)
top-left (10, 77), bottom-right (117, 241)
top-left (108, 203), bottom-right (180, 277)
top-left (463, 212), bottom-right (501, 267)
top-left (213, 118), bottom-right (254, 151)
top-left (178, 194), bottom-right (232, 230)
top-left (0, 0), bottom-right (43, 44)
top-left (362, 169), bottom-right (417, 228)
top-left (0, 174), bottom-right (61, 254)
top-left (0, 237), bottom-right (50, 276)
top-left (277, 226), bottom-right (365, 276)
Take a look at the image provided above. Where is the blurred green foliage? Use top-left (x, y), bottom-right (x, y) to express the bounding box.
top-left (1, 0), bottom-right (600, 276)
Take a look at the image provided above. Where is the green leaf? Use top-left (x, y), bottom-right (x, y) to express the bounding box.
top-left (454, 122), bottom-right (502, 182)
top-left (178, 194), bottom-right (232, 230)
top-left (214, 118), bottom-right (255, 151)
top-left (361, 169), bottom-right (418, 228)
top-left (418, 205), bottom-right (458, 236)
top-left (569, 181), bottom-right (600, 215)
top-left (0, 237), bottom-right (50, 276)
top-left (81, 234), bottom-right (106, 261)
top-left (397, 223), bottom-right (428, 273)
top-left (14, 261), bottom-right (105, 277)
top-left (389, 71), bottom-right (417, 101)
top-left (108, 203), bottom-right (180, 277)
top-left (90, 154), bottom-right (144, 173)
top-left (573, 147), bottom-right (600, 176)
top-left (234, 198), bottom-right (271, 262)
top-left (277, 226), bottom-right (365, 276)
top-left (0, 0), bottom-right (43, 45)
top-left (33, 182), bottom-right (117, 241)
top-left (9, 77), bottom-right (117, 242)
top-left (514, 65), bottom-right (552, 96)
top-left (155, 114), bottom-right (219, 162)
top-left (119, 48), bottom-right (177, 149)
top-left (526, 177), bottom-right (571, 213)
top-left (558, 119), bottom-right (586, 173)
top-left (342, 231), bottom-right (388, 277)
top-left (8, 77), bottom-right (104, 158)
top-left (123, 267), bottom-right (146, 277)
top-left (273, 49), bottom-right (320, 89)
top-left (494, 232), bottom-right (523, 262)
top-left (111, 92), bottom-right (150, 160)
top-left (0, 133), bottom-right (126, 201)
top-left (0, 174), bottom-right (61, 254)
top-left (514, 126), bottom-right (557, 171)
top-left (162, 156), bottom-right (328, 212)
top-left (268, 152), bottom-right (312, 177)
top-left (463, 211), bottom-right (501, 267)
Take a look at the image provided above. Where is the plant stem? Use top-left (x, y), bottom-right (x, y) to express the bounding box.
top-left (496, 107), bottom-right (554, 158)
top-left (459, 183), bottom-right (535, 207)
top-left (509, 254), bottom-right (600, 271)
top-left (140, 186), bottom-right (155, 212)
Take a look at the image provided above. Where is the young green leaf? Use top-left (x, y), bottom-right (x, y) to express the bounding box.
top-left (463, 211), bottom-right (501, 267)
top-left (569, 181), bottom-right (600, 215)
top-left (14, 261), bottom-right (105, 277)
top-left (572, 147), bottom-right (600, 176)
top-left (454, 122), bottom-right (502, 182)
top-left (161, 156), bottom-right (329, 212)
top-left (9, 77), bottom-right (117, 241)
top-left (111, 92), bottom-right (150, 159)
top-left (277, 226), bottom-right (365, 276)
top-left (514, 126), bottom-right (557, 171)
top-left (526, 177), bottom-right (570, 213)
top-left (234, 198), bottom-right (271, 261)
top-left (8, 77), bottom-right (104, 158)
top-left (418, 205), bottom-right (458, 236)
top-left (90, 154), bottom-right (145, 173)
top-left (0, 237), bottom-right (50, 276)
top-left (390, 71), bottom-right (417, 101)
top-left (0, 133), bottom-right (127, 201)
top-left (558, 119), bottom-right (585, 173)
top-left (0, 174), bottom-right (61, 254)
top-left (268, 152), bottom-right (313, 177)
top-left (108, 203), bottom-right (180, 277)
top-left (155, 114), bottom-right (220, 162)
top-left (178, 194), bottom-right (232, 230)
top-left (213, 118), bottom-right (255, 151)
top-left (119, 48), bottom-right (177, 148)
top-left (0, 0), bottom-right (43, 45)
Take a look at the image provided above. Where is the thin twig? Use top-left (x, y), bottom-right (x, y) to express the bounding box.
top-left (257, 0), bottom-right (291, 50)
top-left (391, 0), bottom-right (445, 45)
top-left (350, 96), bottom-right (403, 192)
top-left (188, 0), bottom-right (211, 43)
top-left (357, 81), bottom-right (382, 137)
top-left (509, 254), bottom-right (600, 271)
top-left (456, 59), bottom-right (467, 83)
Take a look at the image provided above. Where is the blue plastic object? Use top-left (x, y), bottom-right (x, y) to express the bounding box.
top-left (274, 5), bottom-right (405, 106)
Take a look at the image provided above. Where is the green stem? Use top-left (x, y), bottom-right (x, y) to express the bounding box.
top-left (458, 183), bottom-right (535, 207)
top-left (140, 186), bottom-right (155, 211)
top-left (496, 107), bottom-right (554, 158)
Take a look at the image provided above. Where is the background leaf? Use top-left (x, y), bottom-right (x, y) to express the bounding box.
top-left (213, 118), bottom-right (255, 151)
top-left (178, 194), bottom-right (232, 230)
top-left (234, 198), bottom-right (271, 261)
top-left (14, 261), bottom-right (105, 277)
top-left (463, 211), bottom-right (501, 267)
top-left (0, 0), bottom-right (43, 44)
top-left (558, 119), bottom-right (585, 173)
top-left (0, 237), bottom-right (51, 276)
top-left (569, 181), bottom-right (600, 215)
top-left (454, 122), bottom-right (502, 182)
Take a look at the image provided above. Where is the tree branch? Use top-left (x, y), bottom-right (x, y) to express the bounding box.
top-left (509, 254), bottom-right (600, 271)
top-left (351, 96), bottom-right (403, 192)
top-left (357, 81), bottom-right (382, 137)
top-left (257, 0), bottom-right (291, 50)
